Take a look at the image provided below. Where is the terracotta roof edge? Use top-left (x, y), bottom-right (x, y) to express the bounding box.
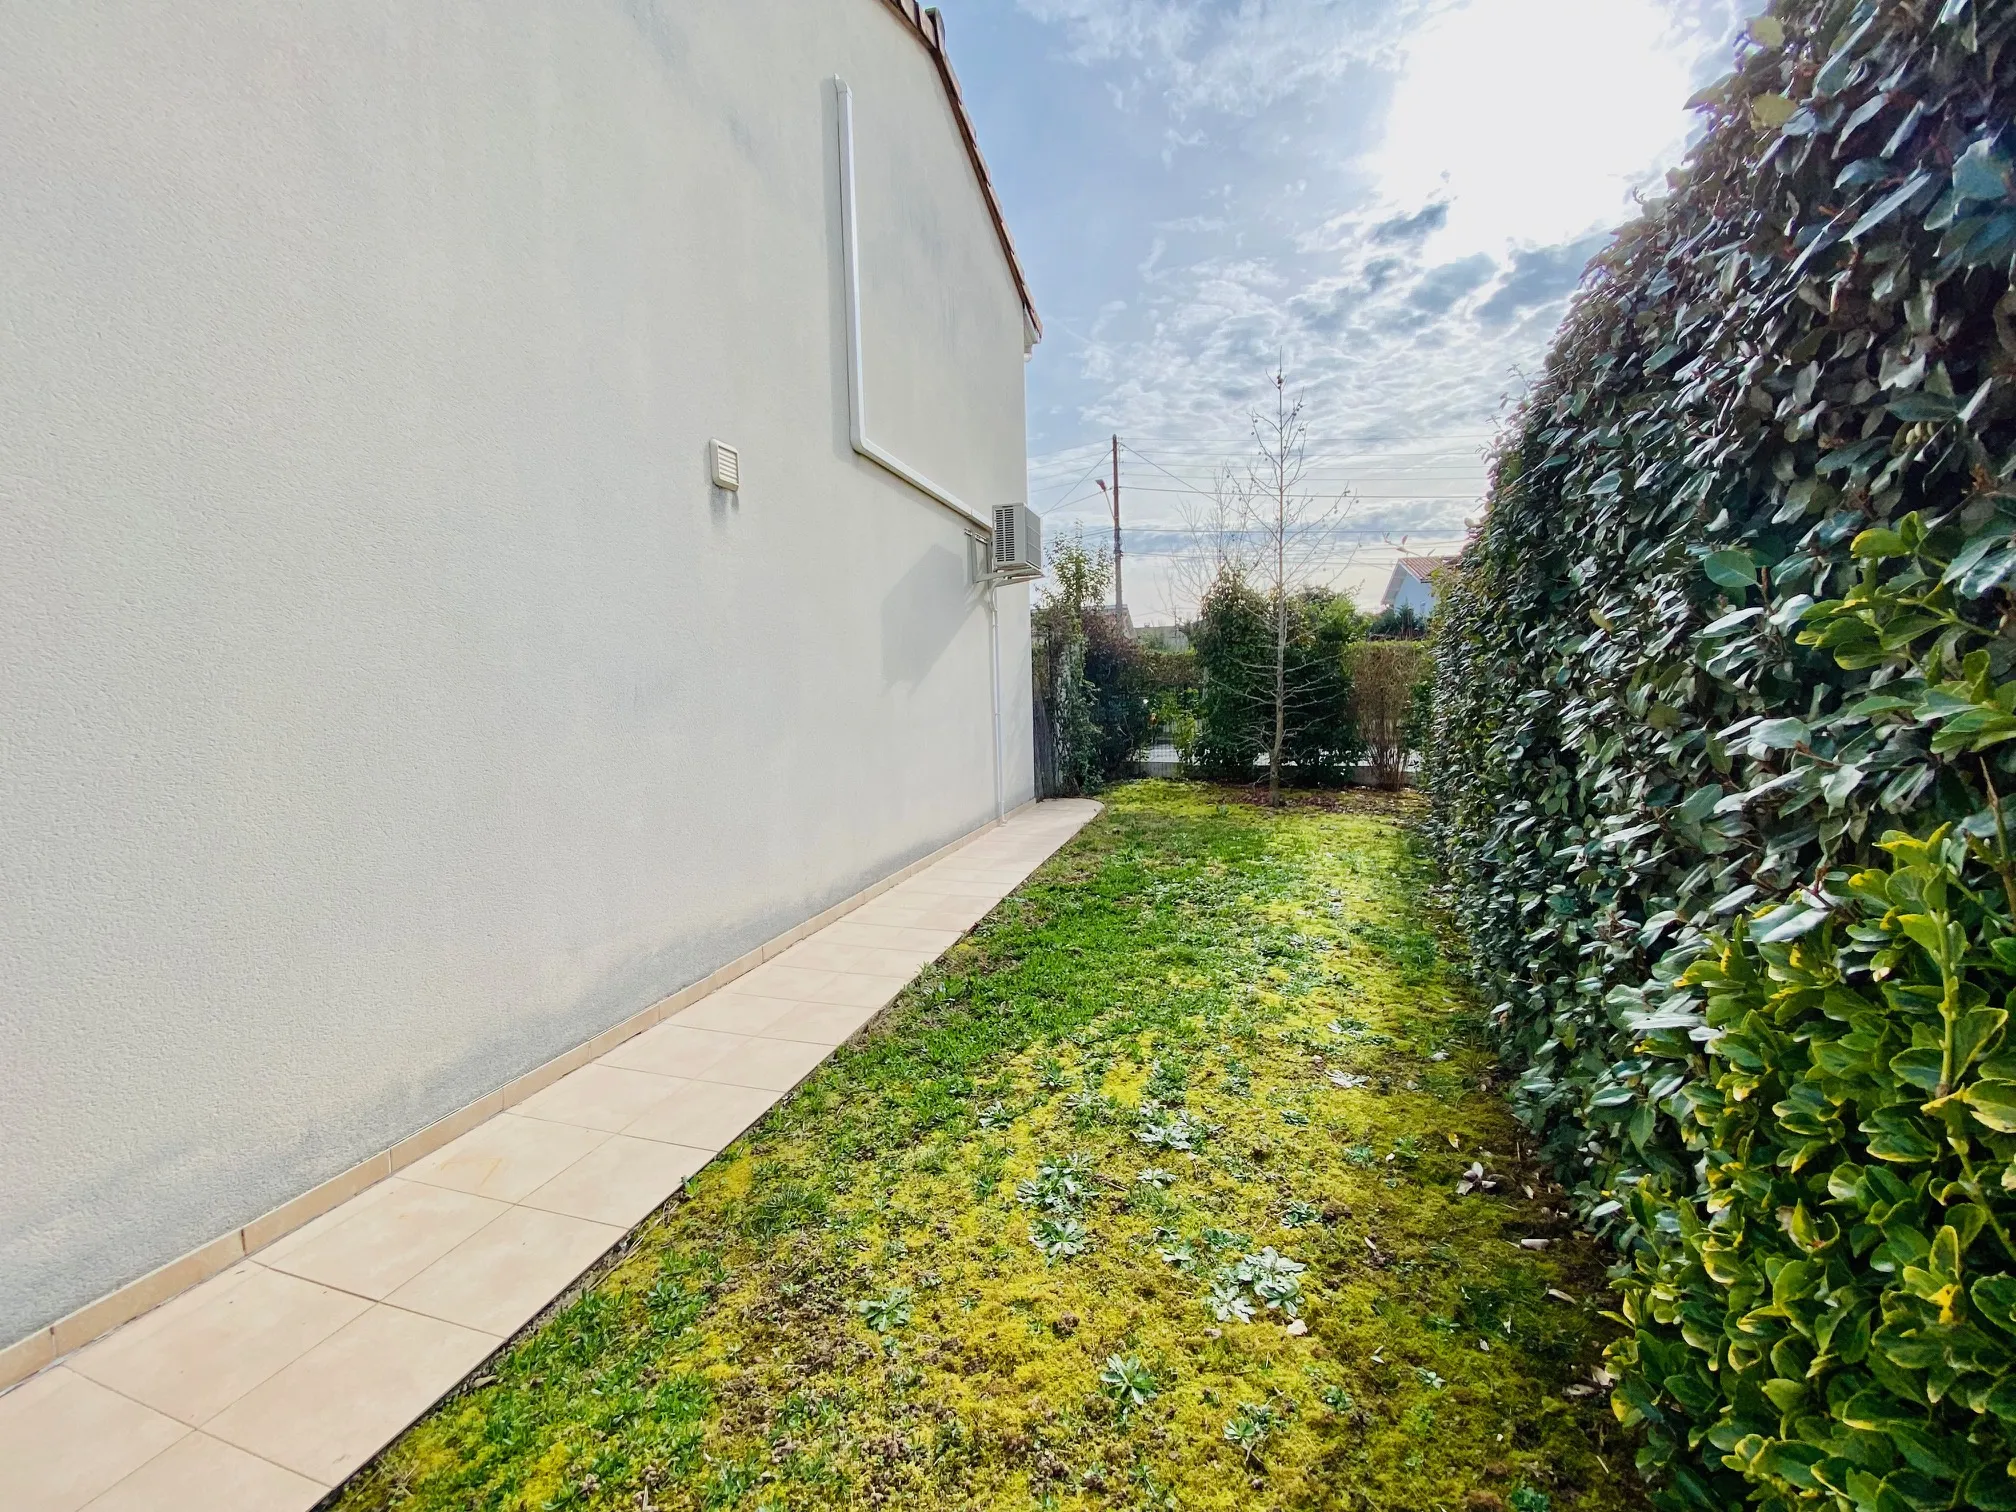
top-left (874, 0), bottom-right (1042, 341)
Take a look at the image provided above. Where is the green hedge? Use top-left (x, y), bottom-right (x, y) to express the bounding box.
top-left (1188, 573), bottom-right (1365, 784)
top-left (1424, 2), bottom-right (2016, 1507)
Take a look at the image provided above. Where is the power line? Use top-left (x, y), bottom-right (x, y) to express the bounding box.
top-left (1096, 485), bottom-right (1479, 500)
top-left (1118, 442), bottom-right (1235, 504)
top-left (1127, 552), bottom-right (1459, 562)
top-left (1086, 524), bottom-right (1467, 537)
top-left (1036, 452), bottom-right (1114, 518)
top-left (1037, 430), bottom-right (1497, 452)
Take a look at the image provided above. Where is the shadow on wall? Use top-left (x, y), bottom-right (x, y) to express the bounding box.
top-left (615, 0), bottom-right (689, 73)
top-left (881, 543), bottom-right (970, 688)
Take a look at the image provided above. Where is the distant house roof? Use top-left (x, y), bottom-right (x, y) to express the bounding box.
top-left (875, 1), bottom-right (1041, 342)
top-left (1396, 555), bottom-right (1453, 581)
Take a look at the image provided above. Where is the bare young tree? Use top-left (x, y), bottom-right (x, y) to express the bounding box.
top-left (1241, 368), bottom-right (1352, 807)
top-left (1166, 462), bottom-right (1251, 624)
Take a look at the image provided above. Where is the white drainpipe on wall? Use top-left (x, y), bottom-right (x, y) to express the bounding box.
top-left (831, 77), bottom-right (990, 535)
top-left (987, 584), bottom-right (1004, 822)
top-left (835, 73), bottom-right (1008, 823)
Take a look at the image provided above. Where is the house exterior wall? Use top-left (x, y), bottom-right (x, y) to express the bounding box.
top-left (0, 0), bottom-right (1034, 1347)
top-left (1381, 568), bottom-right (1437, 618)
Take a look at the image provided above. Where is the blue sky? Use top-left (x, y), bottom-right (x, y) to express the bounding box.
top-left (934, 0), bottom-right (1763, 617)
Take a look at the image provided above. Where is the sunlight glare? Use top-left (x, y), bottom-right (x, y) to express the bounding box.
top-left (1372, 0), bottom-right (1699, 257)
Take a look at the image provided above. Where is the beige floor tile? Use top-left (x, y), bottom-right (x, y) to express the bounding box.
top-left (732, 963), bottom-right (852, 1002)
top-left (667, 993), bottom-right (798, 1036)
top-left (514, 1064), bottom-right (690, 1134)
top-left (695, 1035), bottom-right (834, 1092)
top-left (258, 1179), bottom-right (506, 1299)
top-left (252, 1175), bottom-right (402, 1268)
top-left (883, 880), bottom-right (1000, 903)
top-left (622, 1080), bottom-right (782, 1151)
top-left (83, 1431), bottom-right (325, 1511)
top-left (401, 1114), bottom-right (609, 1203)
top-left (521, 1135), bottom-right (713, 1226)
top-left (889, 878), bottom-right (1012, 899)
top-left (204, 1305), bottom-right (495, 1486)
top-left (758, 1001), bottom-right (883, 1047)
top-left (737, 965), bottom-right (910, 1009)
top-left (0, 1367), bottom-right (188, 1512)
top-left (912, 867), bottom-right (1024, 885)
top-left (820, 921), bottom-right (965, 953)
top-left (68, 1265), bottom-right (367, 1426)
top-left (812, 971), bottom-right (914, 1008)
top-left (600, 1022), bottom-right (745, 1079)
top-left (387, 1207), bottom-right (622, 1335)
top-left (771, 939), bottom-right (934, 977)
top-left (851, 900), bottom-right (989, 932)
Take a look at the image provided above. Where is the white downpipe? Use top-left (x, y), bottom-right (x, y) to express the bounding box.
top-left (986, 584), bottom-right (1005, 822)
top-left (835, 75), bottom-right (1008, 820)
top-left (832, 78), bottom-right (990, 534)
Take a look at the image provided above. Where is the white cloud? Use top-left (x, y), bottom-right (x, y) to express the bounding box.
top-left (1019, 0), bottom-right (1438, 114)
top-left (1015, 0), bottom-right (1205, 65)
top-left (1001, 0), bottom-right (1762, 615)
top-left (1371, 0), bottom-right (1699, 259)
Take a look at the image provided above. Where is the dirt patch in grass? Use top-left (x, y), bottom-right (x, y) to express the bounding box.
top-left (330, 782), bottom-right (1641, 1512)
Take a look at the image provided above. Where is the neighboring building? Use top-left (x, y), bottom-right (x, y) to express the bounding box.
top-left (0, 1), bottom-right (1038, 1356)
top-left (1379, 555), bottom-right (1456, 618)
top-left (1134, 624), bottom-right (1192, 652)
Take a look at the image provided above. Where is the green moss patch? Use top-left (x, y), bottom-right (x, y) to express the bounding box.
top-left (332, 783), bottom-right (1640, 1511)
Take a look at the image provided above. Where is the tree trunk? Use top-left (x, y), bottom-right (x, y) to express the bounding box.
top-left (1270, 588), bottom-right (1286, 807)
top-left (1269, 468), bottom-right (1287, 808)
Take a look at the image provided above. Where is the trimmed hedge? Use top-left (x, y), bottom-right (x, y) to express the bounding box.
top-left (1425, 2), bottom-right (2016, 1508)
top-left (1188, 573), bottom-right (1366, 784)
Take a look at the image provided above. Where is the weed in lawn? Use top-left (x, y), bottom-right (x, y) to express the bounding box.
top-left (1207, 1248), bottom-right (1306, 1323)
top-left (1136, 1105), bottom-right (1209, 1151)
top-left (1015, 1153), bottom-right (1097, 1217)
top-left (1223, 1401), bottom-right (1286, 1464)
top-left (855, 1288), bottom-right (913, 1334)
top-left (1098, 1354), bottom-right (1161, 1421)
top-left (1030, 1215), bottom-right (1090, 1263)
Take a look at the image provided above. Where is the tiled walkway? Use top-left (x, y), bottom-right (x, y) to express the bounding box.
top-left (2, 800), bottom-right (1101, 1512)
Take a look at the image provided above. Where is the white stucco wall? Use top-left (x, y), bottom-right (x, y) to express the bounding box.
top-left (0, 0), bottom-right (1035, 1346)
top-left (1382, 568), bottom-right (1437, 618)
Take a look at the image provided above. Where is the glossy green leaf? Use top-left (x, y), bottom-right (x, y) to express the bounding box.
top-left (1705, 550), bottom-right (1759, 589)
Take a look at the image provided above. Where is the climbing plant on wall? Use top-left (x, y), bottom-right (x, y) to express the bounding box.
top-left (1426, 1), bottom-right (2016, 1506)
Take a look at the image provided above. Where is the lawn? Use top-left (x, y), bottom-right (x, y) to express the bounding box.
top-left (332, 783), bottom-right (1641, 1512)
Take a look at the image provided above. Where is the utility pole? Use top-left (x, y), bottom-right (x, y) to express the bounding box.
top-left (1110, 433), bottom-right (1124, 627)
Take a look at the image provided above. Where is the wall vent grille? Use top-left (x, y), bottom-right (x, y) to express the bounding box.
top-left (709, 440), bottom-right (741, 492)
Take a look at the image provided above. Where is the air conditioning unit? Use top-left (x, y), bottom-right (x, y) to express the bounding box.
top-left (991, 503), bottom-right (1043, 581)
